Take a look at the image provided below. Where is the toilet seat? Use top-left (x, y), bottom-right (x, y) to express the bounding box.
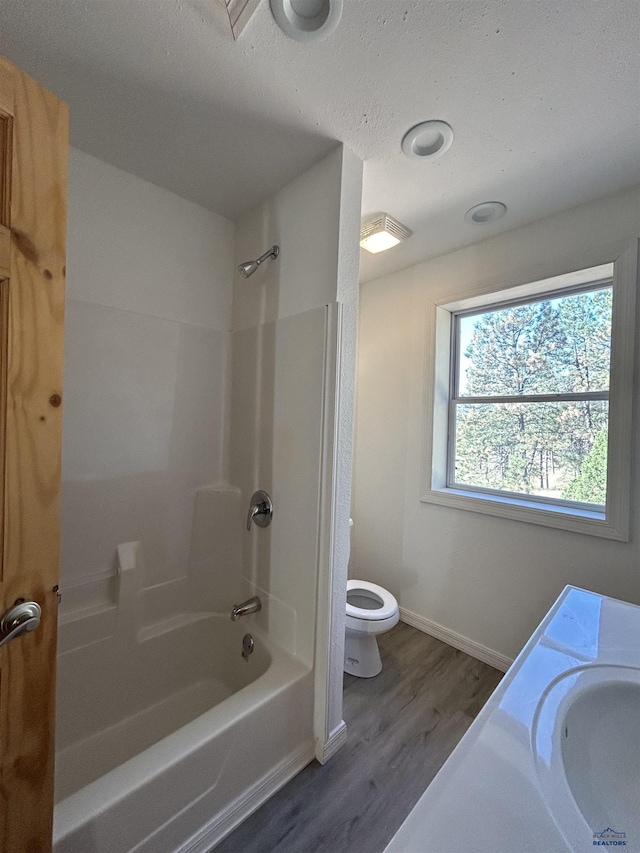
top-left (346, 579), bottom-right (398, 621)
top-left (344, 577), bottom-right (399, 677)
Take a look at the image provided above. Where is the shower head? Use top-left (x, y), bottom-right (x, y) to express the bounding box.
top-left (238, 260), bottom-right (260, 278)
top-left (238, 245), bottom-right (279, 279)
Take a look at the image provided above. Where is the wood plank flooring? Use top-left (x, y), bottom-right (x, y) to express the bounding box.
top-left (215, 622), bottom-right (503, 853)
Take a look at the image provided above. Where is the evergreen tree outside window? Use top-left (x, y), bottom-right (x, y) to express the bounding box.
top-left (449, 284), bottom-right (612, 508)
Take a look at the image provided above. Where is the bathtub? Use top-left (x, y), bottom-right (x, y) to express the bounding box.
top-left (54, 613), bottom-right (314, 853)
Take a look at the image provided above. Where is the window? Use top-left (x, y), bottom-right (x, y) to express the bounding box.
top-left (423, 248), bottom-right (638, 540)
top-left (450, 283), bottom-right (612, 510)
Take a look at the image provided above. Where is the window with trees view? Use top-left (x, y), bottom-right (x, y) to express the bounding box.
top-left (450, 284), bottom-right (612, 508)
top-left (423, 250), bottom-right (638, 540)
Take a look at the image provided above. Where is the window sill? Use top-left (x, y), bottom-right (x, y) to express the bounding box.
top-left (421, 487), bottom-right (627, 541)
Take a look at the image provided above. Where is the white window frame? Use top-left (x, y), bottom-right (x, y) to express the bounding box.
top-left (422, 242), bottom-right (638, 541)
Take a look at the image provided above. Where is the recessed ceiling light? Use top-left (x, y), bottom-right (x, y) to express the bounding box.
top-left (360, 214), bottom-right (412, 254)
top-left (401, 120), bottom-right (454, 161)
top-left (270, 0), bottom-right (343, 42)
top-left (464, 201), bottom-right (507, 224)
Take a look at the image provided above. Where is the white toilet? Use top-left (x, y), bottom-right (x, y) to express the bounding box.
top-left (344, 580), bottom-right (399, 678)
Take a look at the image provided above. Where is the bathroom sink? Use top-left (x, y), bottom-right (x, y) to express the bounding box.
top-left (383, 588), bottom-right (640, 853)
top-left (533, 664), bottom-right (640, 850)
top-left (562, 678), bottom-right (640, 833)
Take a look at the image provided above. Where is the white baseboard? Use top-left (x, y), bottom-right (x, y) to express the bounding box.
top-left (179, 740), bottom-right (316, 853)
top-left (315, 720), bottom-right (347, 765)
top-left (399, 607), bottom-right (513, 673)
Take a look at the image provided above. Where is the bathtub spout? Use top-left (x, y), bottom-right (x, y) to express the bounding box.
top-left (230, 596), bottom-right (262, 621)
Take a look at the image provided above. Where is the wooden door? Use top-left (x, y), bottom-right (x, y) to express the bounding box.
top-left (0, 56), bottom-right (68, 852)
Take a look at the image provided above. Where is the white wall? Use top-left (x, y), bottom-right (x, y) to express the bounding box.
top-left (321, 146), bottom-right (363, 751)
top-left (230, 149), bottom-right (346, 663)
top-left (230, 145), bottom-right (363, 752)
top-left (61, 144), bottom-right (362, 765)
top-left (61, 149), bottom-right (235, 592)
top-left (232, 147), bottom-right (344, 331)
top-left (353, 185), bottom-right (640, 663)
top-left (229, 307), bottom-right (328, 665)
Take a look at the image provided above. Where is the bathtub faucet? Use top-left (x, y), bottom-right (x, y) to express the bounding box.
top-left (230, 596), bottom-right (262, 621)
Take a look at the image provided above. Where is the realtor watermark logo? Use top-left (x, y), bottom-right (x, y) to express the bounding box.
top-left (593, 827), bottom-right (626, 846)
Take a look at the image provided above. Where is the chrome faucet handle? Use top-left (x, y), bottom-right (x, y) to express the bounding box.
top-left (246, 490), bottom-right (273, 531)
top-left (246, 504), bottom-right (260, 530)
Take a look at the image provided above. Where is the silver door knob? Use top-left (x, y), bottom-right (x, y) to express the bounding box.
top-left (0, 601), bottom-right (41, 650)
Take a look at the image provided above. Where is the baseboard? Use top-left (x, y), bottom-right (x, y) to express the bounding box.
top-left (179, 740), bottom-right (316, 853)
top-left (315, 720), bottom-right (347, 765)
top-left (399, 607), bottom-right (513, 673)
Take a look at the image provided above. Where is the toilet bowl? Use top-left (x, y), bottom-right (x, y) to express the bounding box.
top-left (344, 579), bottom-right (399, 678)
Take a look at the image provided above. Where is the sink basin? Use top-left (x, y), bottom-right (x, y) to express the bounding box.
top-left (533, 664), bottom-right (640, 850)
top-left (383, 588), bottom-right (640, 853)
top-left (562, 679), bottom-right (640, 833)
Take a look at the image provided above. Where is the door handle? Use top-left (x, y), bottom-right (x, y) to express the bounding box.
top-left (0, 601), bottom-right (42, 650)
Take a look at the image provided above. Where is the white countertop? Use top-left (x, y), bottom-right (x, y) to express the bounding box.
top-left (383, 586), bottom-right (640, 853)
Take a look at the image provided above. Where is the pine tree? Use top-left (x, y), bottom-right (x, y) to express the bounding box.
top-left (455, 288), bottom-right (611, 502)
top-left (562, 429), bottom-right (608, 504)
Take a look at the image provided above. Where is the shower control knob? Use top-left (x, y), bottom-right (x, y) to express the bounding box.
top-left (246, 490), bottom-right (273, 531)
top-left (0, 601), bottom-right (42, 650)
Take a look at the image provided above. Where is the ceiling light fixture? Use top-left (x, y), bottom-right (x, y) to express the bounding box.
top-left (401, 120), bottom-right (454, 161)
top-left (464, 201), bottom-right (507, 224)
top-left (270, 0), bottom-right (343, 42)
top-left (360, 214), bottom-right (412, 254)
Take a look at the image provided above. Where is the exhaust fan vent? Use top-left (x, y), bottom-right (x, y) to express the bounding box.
top-left (360, 214), bottom-right (412, 254)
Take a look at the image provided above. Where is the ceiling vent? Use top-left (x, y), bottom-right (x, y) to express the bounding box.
top-left (360, 214), bottom-right (412, 254)
top-left (219, 0), bottom-right (261, 39)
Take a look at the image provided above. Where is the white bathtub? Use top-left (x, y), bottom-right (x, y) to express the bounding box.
top-left (54, 613), bottom-right (314, 853)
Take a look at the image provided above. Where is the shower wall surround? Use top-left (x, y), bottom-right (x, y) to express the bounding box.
top-left (59, 144), bottom-right (362, 771)
top-left (62, 149), bottom-right (235, 612)
top-left (55, 140), bottom-right (361, 853)
top-left (229, 306), bottom-right (330, 667)
top-left (231, 145), bottom-right (363, 758)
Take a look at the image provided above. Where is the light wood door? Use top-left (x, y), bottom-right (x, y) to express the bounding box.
top-left (0, 56), bottom-right (68, 852)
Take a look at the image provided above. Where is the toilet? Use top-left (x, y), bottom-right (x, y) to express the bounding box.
top-left (344, 580), bottom-right (399, 678)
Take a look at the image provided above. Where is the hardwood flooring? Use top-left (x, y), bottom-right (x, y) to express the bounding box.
top-left (215, 622), bottom-right (503, 853)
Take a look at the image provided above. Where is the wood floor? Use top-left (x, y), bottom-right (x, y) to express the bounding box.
top-left (215, 622), bottom-right (503, 853)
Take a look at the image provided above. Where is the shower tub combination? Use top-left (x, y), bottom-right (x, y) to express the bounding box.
top-left (55, 299), bottom-right (338, 852)
top-left (54, 605), bottom-right (314, 853)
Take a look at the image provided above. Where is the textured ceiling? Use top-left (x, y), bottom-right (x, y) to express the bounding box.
top-left (1, 0), bottom-right (639, 281)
